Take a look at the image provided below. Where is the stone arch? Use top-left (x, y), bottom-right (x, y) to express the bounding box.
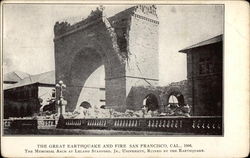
top-left (54, 18), bottom-right (126, 111)
top-left (79, 101), bottom-right (91, 109)
top-left (67, 48), bottom-right (104, 109)
top-left (143, 93), bottom-right (159, 111)
top-left (164, 87), bottom-right (186, 107)
top-left (54, 7), bottom-right (160, 112)
top-left (126, 86), bottom-right (162, 111)
top-left (76, 65), bottom-right (105, 107)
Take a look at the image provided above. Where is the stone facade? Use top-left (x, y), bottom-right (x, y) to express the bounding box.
top-left (126, 80), bottom-right (192, 113)
top-left (160, 80), bottom-right (192, 112)
top-left (54, 5), bottom-right (222, 116)
top-left (126, 86), bottom-right (162, 111)
top-left (54, 5), bottom-right (159, 112)
top-left (180, 35), bottom-right (223, 116)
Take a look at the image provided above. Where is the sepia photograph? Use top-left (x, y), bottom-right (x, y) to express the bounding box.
top-left (1, 1), bottom-right (250, 157)
top-left (2, 3), bottom-right (225, 136)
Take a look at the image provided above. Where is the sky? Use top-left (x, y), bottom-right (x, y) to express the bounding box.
top-left (3, 4), bottom-right (223, 86)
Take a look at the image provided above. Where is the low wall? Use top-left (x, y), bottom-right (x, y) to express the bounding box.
top-left (4, 118), bottom-right (56, 130)
top-left (37, 119), bottom-right (57, 129)
top-left (6, 119), bottom-right (38, 129)
top-left (61, 116), bottom-right (222, 135)
top-left (3, 116), bottom-right (222, 135)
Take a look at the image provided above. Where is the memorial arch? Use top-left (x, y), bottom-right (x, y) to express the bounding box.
top-left (54, 16), bottom-right (125, 111)
top-left (54, 6), bottom-right (159, 112)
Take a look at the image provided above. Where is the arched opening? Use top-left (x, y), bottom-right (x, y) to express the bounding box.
top-left (79, 101), bottom-right (91, 109)
top-left (168, 95), bottom-right (179, 106)
top-left (76, 65), bottom-right (105, 108)
top-left (143, 94), bottom-right (159, 111)
top-left (68, 48), bottom-right (106, 111)
top-left (167, 93), bottom-right (185, 108)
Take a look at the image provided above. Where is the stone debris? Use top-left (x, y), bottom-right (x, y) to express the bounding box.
top-left (34, 103), bottom-right (191, 119)
top-left (64, 104), bottom-right (191, 119)
top-left (66, 106), bottom-right (110, 118)
top-left (35, 113), bottom-right (58, 120)
top-left (164, 104), bottom-right (191, 117)
top-left (112, 109), bottom-right (143, 118)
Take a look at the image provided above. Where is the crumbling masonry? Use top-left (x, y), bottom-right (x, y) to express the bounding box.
top-left (54, 5), bottom-right (191, 112)
top-left (54, 5), bottom-right (161, 112)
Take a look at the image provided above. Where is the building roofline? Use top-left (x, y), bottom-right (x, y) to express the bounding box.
top-left (3, 70), bottom-right (55, 90)
top-left (4, 82), bottom-right (55, 91)
top-left (3, 71), bottom-right (30, 82)
top-left (179, 34), bottom-right (223, 53)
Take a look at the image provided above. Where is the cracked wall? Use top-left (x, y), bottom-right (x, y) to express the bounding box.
top-left (54, 5), bottom-right (159, 112)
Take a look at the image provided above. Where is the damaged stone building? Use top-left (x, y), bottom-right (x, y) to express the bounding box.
top-left (54, 5), bottom-right (159, 112)
top-left (54, 5), bottom-right (222, 116)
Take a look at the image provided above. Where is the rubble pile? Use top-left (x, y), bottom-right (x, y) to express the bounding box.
top-left (37, 104), bottom-right (191, 119)
top-left (112, 109), bottom-right (143, 118)
top-left (65, 104), bottom-right (191, 119)
top-left (35, 113), bottom-right (58, 119)
top-left (67, 106), bottom-right (110, 118)
top-left (164, 104), bottom-right (191, 117)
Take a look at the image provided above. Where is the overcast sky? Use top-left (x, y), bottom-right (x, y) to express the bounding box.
top-left (3, 4), bottom-right (223, 86)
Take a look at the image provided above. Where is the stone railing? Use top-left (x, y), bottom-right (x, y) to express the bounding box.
top-left (37, 119), bottom-right (57, 129)
top-left (5, 118), bottom-right (38, 129)
top-left (4, 118), bottom-right (57, 130)
top-left (188, 116), bottom-right (222, 135)
top-left (4, 116), bottom-right (222, 135)
top-left (61, 116), bottom-right (222, 135)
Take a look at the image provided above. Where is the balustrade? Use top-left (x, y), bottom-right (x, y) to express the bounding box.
top-left (4, 116), bottom-right (222, 135)
top-left (61, 116), bottom-right (222, 135)
top-left (37, 119), bottom-right (56, 129)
